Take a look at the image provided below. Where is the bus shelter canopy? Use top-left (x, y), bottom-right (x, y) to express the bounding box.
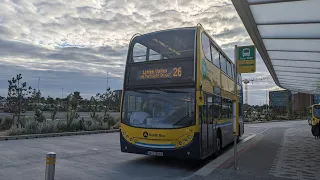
top-left (232, 0), bottom-right (320, 94)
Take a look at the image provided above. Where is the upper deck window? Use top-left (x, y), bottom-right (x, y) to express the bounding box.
top-left (130, 28), bottom-right (195, 62)
top-left (201, 33), bottom-right (211, 62)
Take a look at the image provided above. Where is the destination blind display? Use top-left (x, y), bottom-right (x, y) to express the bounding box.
top-left (139, 67), bottom-right (182, 80)
top-left (127, 60), bottom-right (194, 86)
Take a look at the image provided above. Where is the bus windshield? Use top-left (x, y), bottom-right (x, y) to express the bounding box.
top-left (122, 88), bottom-right (195, 129)
top-left (314, 105), bottom-right (320, 119)
top-left (130, 28), bottom-right (195, 62)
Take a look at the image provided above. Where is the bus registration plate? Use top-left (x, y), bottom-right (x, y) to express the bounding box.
top-left (147, 151), bottom-right (163, 156)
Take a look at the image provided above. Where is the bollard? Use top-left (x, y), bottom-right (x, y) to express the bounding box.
top-left (45, 152), bottom-right (56, 180)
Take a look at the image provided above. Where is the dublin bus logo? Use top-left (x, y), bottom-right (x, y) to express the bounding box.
top-left (143, 132), bottom-right (148, 138)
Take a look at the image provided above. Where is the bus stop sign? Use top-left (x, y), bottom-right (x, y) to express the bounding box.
top-left (237, 45), bottom-right (256, 73)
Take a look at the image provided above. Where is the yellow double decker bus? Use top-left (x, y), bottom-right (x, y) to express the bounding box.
top-left (120, 25), bottom-right (244, 159)
top-left (310, 104), bottom-right (320, 126)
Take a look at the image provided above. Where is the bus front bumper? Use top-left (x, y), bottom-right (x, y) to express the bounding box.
top-left (120, 132), bottom-right (201, 159)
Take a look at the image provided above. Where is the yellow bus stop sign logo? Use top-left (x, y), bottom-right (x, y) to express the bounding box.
top-left (237, 45), bottom-right (256, 73)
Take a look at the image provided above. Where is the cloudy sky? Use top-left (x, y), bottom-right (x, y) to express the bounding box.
top-left (0, 0), bottom-right (279, 105)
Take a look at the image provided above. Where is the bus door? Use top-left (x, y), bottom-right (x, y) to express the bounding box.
top-left (201, 95), bottom-right (214, 156)
top-left (200, 96), bottom-right (208, 156)
top-left (207, 95), bottom-right (214, 153)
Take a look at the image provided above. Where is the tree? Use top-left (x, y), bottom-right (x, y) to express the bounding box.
top-left (47, 96), bottom-right (57, 120)
top-left (31, 89), bottom-right (41, 103)
top-left (73, 91), bottom-right (82, 102)
top-left (34, 109), bottom-right (46, 122)
top-left (96, 88), bottom-right (114, 125)
top-left (7, 74), bottom-right (33, 127)
top-left (66, 92), bottom-right (81, 127)
top-left (89, 96), bottom-right (101, 123)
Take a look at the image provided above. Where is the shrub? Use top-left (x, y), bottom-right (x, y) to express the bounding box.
top-left (85, 120), bottom-right (93, 129)
top-left (97, 122), bottom-right (109, 130)
top-left (39, 122), bottom-right (55, 134)
top-left (79, 118), bottom-right (85, 130)
top-left (5, 115), bottom-right (114, 136)
top-left (7, 127), bottom-right (24, 136)
top-left (56, 121), bottom-right (68, 132)
top-left (24, 119), bottom-right (39, 134)
top-left (3, 117), bottom-right (13, 130)
top-left (112, 121), bottom-right (120, 129)
top-left (69, 121), bottom-right (81, 132)
top-left (108, 117), bottom-right (118, 127)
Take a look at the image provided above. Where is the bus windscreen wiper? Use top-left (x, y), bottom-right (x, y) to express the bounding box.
top-left (129, 89), bottom-right (159, 94)
top-left (173, 114), bottom-right (189, 126)
top-left (154, 88), bottom-right (188, 94)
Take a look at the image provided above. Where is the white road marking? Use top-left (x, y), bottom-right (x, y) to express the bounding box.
top-left (246, 126), bottom-right (263, 128)
top-left (259, 128), bottom-right (270, 134)
top-left (242, 134), bottom-right (256, 143)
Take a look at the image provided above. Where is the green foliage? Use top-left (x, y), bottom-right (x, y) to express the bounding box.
top-left (66, 110), bottom-right (79, 127)
top-left (85, 120), bottom-right (92, 128)
top-left (106, 115), bottom-right (117, 127)
top-left (56, 121), bottom-right (68, 132)
top-left (111, 117), bottom-right (120, 129)
top-left (25, 120), bottom-right (39, 133)
top-left (6, 117), bottom-right (114, 136)
top-left (2, 117), bottom-right (13, 130)
top-left (34, 109), bottom-right (46, 122)
top-left (7, 74), bottom-right (33, 126)
top-left (7, 127), bottom-right (24, 136)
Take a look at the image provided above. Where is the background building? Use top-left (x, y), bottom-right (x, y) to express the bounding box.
top-left (292, 93), bottom-right (313, 111)
top-left (269, 90), bottom-right (291, 107)
top-left (269, 90), bottom-right (319, 113)
top-left (314, 95), bottom-right (320, 104)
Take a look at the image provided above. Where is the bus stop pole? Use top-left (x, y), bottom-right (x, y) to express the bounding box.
top-left (233, 45), bottom-right (238, 170)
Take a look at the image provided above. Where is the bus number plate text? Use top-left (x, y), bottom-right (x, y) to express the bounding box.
top-left (147, 151), bottom-right (163, 156)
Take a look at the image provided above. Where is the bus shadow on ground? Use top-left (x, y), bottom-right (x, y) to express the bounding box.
top-left (113, 142), bottom-right (236, 178)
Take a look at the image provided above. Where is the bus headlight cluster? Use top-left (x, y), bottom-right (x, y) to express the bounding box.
top-left (177, 134), bottom-right (193, 147)
top-left (123, 131), bottom-right (134, 143)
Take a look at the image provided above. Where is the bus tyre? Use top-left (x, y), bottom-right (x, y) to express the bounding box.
top-left (214, 135), bottom-right (221, 157)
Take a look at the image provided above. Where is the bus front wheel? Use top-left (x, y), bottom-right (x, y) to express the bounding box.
top-left (214, 132), bottom-right (222, 157)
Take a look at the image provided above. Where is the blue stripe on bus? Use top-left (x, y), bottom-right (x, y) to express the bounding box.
top-left (135, 142), bottom-right (175, 149)
top-left (216, 121), bottom-right (232, 127)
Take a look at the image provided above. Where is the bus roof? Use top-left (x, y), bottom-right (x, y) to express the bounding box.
top-left (132, 27), bottom-right (196, 39)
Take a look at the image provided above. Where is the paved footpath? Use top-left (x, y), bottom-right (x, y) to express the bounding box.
top-left (201, 120), bottom-right (320, 180)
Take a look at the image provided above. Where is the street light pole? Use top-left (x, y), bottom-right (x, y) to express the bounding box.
top-left (107, 72), bottom-right (110, 112)
top-left (266, 85), bottom-right (268, 114)
top-left (107, 72), bottom-right (109, 90)
top-left (38, 77), bottom-right (40, 92)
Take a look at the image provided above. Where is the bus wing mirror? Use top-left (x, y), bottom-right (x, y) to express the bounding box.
top-left (196, 91), bottom-right (205, 106)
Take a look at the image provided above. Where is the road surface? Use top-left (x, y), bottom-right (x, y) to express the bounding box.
top-left (0, 120), bottom-right (313, 180)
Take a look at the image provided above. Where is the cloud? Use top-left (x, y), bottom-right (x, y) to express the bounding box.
top-left (0, 0), bottom-right (273, 104)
